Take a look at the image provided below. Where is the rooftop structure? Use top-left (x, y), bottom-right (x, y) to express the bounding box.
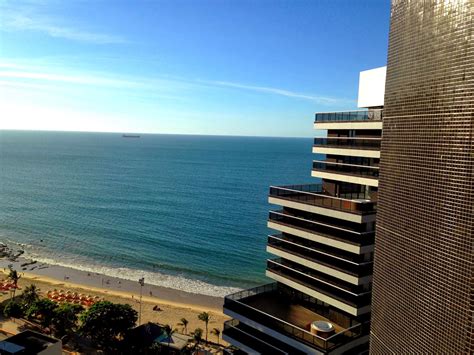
top-left (0, 331), bottom-right (61, 355)
top-left (127, 322), bottom-right (193, 353)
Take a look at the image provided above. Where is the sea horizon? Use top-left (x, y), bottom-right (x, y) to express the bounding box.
top-left (0, 128), bottom-right (321, 140)
top-left (0, 130), bottom-right (318, 297)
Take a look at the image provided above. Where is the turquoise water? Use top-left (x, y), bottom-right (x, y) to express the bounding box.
top-left (0, 130), bottom-right (315, 296)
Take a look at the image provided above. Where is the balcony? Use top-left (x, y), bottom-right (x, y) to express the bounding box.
top-left (312, 161), bottom-right (379, 187)
top-left (313, 138), bottom-right (381, 151)
top-left (269, 184), bottom-right (376, 215)
top-left (268, 210), bottom-right (375, 248)
top-left (313, 161), bottom-right (379, 178)
top-left (266, 259), bottom-right (372, 310)
top-left (315, 111), bottom-right (368, 122)
top-left (223, 283), bottom-right (369, 353)
top-left (270, 233), bottom-right (372, 263)
top-left (314, 110), bottom-right (382, 123)
top-left (267, 234), bottom-right (373, 278)
top-left (223, 319), bottom-right (304, 354)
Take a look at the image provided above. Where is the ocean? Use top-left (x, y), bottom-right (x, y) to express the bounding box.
top-left (0, 130), bottom-right (315, 297)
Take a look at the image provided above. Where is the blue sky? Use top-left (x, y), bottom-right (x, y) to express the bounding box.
top-left (0, 0), bottom-right (390, 137)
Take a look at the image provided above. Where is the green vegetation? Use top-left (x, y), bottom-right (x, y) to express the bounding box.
top-left (1, 281), bottom-right (223, 354)
top-left (25, 298), bottom-right (58, 330)
top-left (7, 267), bottom-right (21, 298)
top-left (192, 327), bottom-right (203, 345)
top-left (197, 311), bottom-right (210, 343)
top-left (79, 301), bottom-right (138, 351)
top-left (4, 300), bottom-right (24, 318)
top-left (52, 303), bottom-right (84, 338)
top-left (211, 327), bottom-right (221, 345)
top-left (21, 284), bottom-right (40, 308)
top-left (177, 317), bottom-right (188, 334)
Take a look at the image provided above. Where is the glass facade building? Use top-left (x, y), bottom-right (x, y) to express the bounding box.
top-left (370, 0), bottom-right (473, 353)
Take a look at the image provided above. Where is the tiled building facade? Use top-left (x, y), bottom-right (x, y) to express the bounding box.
top-left (370, 0), bottom-right (473, 353)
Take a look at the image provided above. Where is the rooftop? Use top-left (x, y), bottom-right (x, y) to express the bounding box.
top-left (224, 283), bottom-right (368, 352)
top-left (0, 331), bottom-right (60, 355)
top-left (244, 289), bottom-right (345, 333)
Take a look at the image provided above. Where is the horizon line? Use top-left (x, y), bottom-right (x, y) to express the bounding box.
top-left (0, 128), bottom-right (323, 139)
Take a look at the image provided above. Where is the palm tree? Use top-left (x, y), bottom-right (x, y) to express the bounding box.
top-left (177, 317), bottom-right (188, 334)
top-left (164, 324), bottom-right (175, 353)
top-left (192, 327), bottom-right (203, 346)
top-left (210, 328), bottom-right (221, 345)
top-left (8, 268), bottom-right (21, 298)
top-left (22, 284), bottom-right (40, 307)
top-left (198, 312), bottom-right (210, 343)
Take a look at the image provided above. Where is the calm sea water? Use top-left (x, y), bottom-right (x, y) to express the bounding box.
top-left (0, 130), bottom-right (315, 296)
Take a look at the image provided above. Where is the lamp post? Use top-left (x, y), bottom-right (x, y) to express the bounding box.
top-left (138, 277), bottom-right (145, 325)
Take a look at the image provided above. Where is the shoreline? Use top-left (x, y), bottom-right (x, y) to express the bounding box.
top-left (0, 257), bottom-right (225, 312)
top-left (0, 256), bottom-right (231, 340)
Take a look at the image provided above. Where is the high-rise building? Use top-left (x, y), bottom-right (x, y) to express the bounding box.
top-left (370, 1), bottom-right (473, 354)
top-left (222, 67), bottom-right (386, 354)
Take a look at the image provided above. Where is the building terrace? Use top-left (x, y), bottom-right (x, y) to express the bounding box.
top-left (223, 283), bottom-right (369, 353)
top-left (269, 184), bottom-right (376, 215)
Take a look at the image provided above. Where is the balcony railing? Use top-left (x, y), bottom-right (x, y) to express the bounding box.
top-left (224, 283), bottom-right (369, 352)
top-left (269, 184), bottom-right (376, 214)
top-left (267, 235), bottom-right (373, 277)
top-left (270, 232), bottom-right (371, 263)
top-left (312, 161), bottom-right (379, 179)
top-left (223, 319), bottom-right (289, 354)
top-left (268, 210), bottom-right (375, 246)
top-left (313, 137), bottom-right (381, 150)
top-left (267, 259), bottom-right (372, 308)
top-left (314, 110), bottom-right (382, 122)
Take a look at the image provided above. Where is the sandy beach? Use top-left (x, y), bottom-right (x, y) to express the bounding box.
top-left (0, 257), bottom-right (230, 340)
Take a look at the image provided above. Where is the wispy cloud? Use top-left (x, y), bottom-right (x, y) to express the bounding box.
top-left (0, 60), bottom-right (353, 106)
top-left (0, 69), bottom-right (142, 88)
top-left (202, 80), bottom-right (353, 105)
top-left (0, 62), bottom-right (195, 103)
top-left (0, 3), bottom-right (126, 44)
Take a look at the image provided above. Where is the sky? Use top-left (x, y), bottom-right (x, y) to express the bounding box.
top-left (0, 0), bottom-right (391, 137)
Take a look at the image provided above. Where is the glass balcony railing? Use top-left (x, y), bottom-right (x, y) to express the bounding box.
top-left (268, 211), bottom-right (375, 246)
top-left (314, 110), bottom-right (382, 122)
top-left (223, 320), bottom-right (289, 355)
top-left (269, 184), bottom-right (376, 214)
top-left (224, 283), bottom-right (369, 352)
top-left (267, 258), bottom-right (372, 308)
top-left (270, 232), bottom-right (371, 263)
top-left (313, 137), bottom-right (381, 150)
top-left (312, 161), bottom-right (379, 179)
top-left (267, 234), bottom-right (373, 277)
